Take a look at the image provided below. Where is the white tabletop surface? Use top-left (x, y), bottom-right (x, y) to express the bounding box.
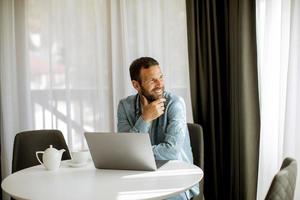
top-left (2, 160), bottom-right (203, 200)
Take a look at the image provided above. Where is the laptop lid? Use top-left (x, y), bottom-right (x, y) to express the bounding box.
top-left (84, 132), bottom-right (157, 171)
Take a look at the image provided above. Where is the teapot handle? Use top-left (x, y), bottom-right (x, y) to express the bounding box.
top-left (36, 151), bottom-right (44, 165)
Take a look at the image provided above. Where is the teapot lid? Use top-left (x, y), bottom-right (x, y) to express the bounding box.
top-left (45, 145), bottom-right (58, 153)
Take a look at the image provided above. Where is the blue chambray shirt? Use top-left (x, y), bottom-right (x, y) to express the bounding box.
top-left (117, 91), bottom-right (199, 199)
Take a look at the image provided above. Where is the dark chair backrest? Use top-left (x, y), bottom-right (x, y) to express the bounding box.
top-left (265, 157), bottom-right (297, 200)
top-left (187, 123), bottom-right (204, 200)
top-left (187, 123), bottom-right (204, 169)
top-left (12, 129), bottom-right (71, 173)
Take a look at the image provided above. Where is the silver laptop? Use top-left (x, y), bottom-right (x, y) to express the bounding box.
top-left (84, 132), bottom-right (158, 171)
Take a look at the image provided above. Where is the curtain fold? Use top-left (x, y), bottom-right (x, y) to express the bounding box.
top-left (1, 2), bottom-right (193, 200)
top-left (186, 0), bottom-right (260, 199)
top-left (256, 0), bottom-right (300, 199)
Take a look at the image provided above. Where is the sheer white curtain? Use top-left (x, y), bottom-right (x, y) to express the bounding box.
top-left (256, 0), bottom-right (300, 199)
top-left (0, 0), bottom-right (192, 185)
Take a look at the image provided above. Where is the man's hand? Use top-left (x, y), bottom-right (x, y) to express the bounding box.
top-left (140, 95), bottom-right (166, 122)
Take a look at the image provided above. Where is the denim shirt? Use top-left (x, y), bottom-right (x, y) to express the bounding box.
top-left (117, 91), bottom-right (199, 199)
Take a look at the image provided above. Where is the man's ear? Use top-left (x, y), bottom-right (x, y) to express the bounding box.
top-left (131, 80), bottom-right (141, 91)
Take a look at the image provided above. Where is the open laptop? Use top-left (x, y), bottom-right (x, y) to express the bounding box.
top-left (85, 132), bottom-right (165, 171)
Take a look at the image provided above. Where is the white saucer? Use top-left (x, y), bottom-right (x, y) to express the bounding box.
top-left (68, 161), bottom-right (88, 168)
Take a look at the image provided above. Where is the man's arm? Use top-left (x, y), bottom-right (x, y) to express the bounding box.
top-left (152, 97), bottom-right (187, 160)
top-left (117, 100), bottom-right (151, 133)
top-left (117, 96), bottom-right (166, 133)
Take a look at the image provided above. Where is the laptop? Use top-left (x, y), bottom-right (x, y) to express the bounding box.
top-left (85, 132), bottom-right (163, 171)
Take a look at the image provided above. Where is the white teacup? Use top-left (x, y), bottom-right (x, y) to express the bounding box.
top-left (71, 150), bottom-right (90, 164)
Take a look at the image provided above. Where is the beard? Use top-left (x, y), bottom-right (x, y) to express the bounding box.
top-left (140, 86), bottom-right (165, 102)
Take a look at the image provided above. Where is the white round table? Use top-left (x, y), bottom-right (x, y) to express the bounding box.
top-left (2, 160), bottom-right (203, 200)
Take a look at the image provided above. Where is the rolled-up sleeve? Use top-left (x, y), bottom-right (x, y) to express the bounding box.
top-left (117, 101), bottom-right (151, 133)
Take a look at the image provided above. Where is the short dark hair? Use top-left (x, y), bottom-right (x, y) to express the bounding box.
top-left (129, 57), bottom-right (159, 82)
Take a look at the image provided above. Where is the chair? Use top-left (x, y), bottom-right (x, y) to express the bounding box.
top-left (12, 129), bottom-right (71, 173)
top-left (265, 157), bottom-right (297, 200)
top-left (187, 123), bottom-right (204, 200)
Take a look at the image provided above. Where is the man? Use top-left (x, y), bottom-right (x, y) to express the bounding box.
top-left (117, 57), bottom-right (199, 200)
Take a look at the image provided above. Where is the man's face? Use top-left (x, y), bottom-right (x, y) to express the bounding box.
top-left (138, 65), bottom-right (165, 102)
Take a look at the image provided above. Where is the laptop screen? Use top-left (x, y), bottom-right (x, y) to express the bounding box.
top-left (85, 132), bottom-right (158, 171)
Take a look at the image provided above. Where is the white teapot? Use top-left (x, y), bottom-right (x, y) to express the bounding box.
top-left (36, 145), bottom-right (65, 171)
